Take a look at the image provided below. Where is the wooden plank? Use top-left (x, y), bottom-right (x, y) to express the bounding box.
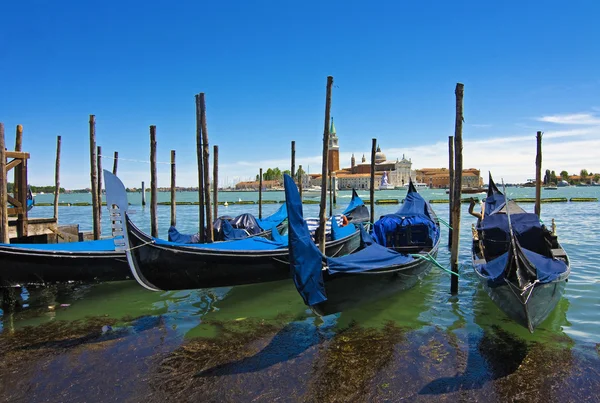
top-left (7, 194), bottom-right (22, 208)
top-left (17, 157), bottom-right (27, 237)
top-left (5, 159), bottom-right (21, 171)
top-left (5, 151), bottom-right (30, 159)
top-left (15, 125), bottom-right (23, 152)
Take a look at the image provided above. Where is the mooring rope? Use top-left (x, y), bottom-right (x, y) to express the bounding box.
top-left (411, 253), bottom-right (459, 277)
top-left (436, 217), bottom-right (453, 230)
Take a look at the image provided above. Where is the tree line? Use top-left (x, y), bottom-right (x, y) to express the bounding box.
top-left (7, 183), bottom-right (66, 194)
top-left (544, 169), bottom-right (600, 185)
top-left (255, 166), bottom-right (306, 182)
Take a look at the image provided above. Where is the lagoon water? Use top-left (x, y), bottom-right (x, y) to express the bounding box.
top-left (1, 186), bottom-right (599, 401)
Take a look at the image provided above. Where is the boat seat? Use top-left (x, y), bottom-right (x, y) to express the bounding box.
top-left (551, 248), bottom-right (567, 258)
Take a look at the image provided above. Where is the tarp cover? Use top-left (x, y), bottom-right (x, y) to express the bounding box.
top-left (484, 174), bottom-right (505, 218)
top-left (1, 239), bottom-right (117, 252)
top-left (342, 189), bottom-right (370, 224)
top-left (154, 233), bottom-right (288, 251)
top-left (256, 203), bottom-right (287, 232)
top-left (478, 212), bottom-right (546, 258)
top-left (168, 226), bottom-right (201, 244)
top-left (230, 213), bottom-right (262, 235)
top-left (326, 227), bottom-right (413, 273)
top-left (221, 219), bottom-right (250, 240)
top-left (283, 174), bottom-right (327, 306)
top-left (371, 182), bottom-right (439, 248)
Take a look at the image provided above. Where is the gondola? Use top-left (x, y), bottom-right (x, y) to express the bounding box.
top-left (0, 239), bottom-right (130, 285)
top-left (284, 174), bottom-right (441, 316)
top-left (104, 171), bottom-right (363, 291)
top-left (472, 174), bottom-right (570, 332)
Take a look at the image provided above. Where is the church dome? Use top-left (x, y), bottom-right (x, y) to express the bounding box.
top-left (375, 145), bottom-right (386, 163)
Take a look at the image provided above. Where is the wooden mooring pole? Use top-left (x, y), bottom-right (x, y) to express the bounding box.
top-left (448, 135), bottom-right (454, 248)
top-left (0, 123), bottom-right (8, 244)
top-left (450, 83), bottom-right (464, 294)
top-left (141, 181), bottom-right (146, 206)
top-left (195, 94), bottom-right (206, 242)
top-left (259, 168), bottom-right (263, 219)
top-left (298, 164), bottom-right (303, 200)
top-left (291, 141), bottom-right (296, 179)
top-left (112, 151), bottom-right (119, 175)
top-left (213, 145), bottom-right (219, 221)
top-left (53, 136), bottom-right (62, 221)
top-left (14, 125), bottom-right (23, 204)
top-left (328, 171), bottom-right (333, 217)
top-left (199, 93), bottom-right (213, 242)
top-left (170, 150), bottom-right (176, 227)
top-left (535, 131), bottom-right (543, 217)
top-left (89, 115), bottom-right (100, 240)
top-left (370, 138), bottom-right (377, 223)
top-left (97, 146), bottom-right (103, 224)
top-left (150, 125), bottom-right (158, 238)
top-left (318, 76), bottom-right (333, 253)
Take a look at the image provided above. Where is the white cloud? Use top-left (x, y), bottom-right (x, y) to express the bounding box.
top-left (537, 113), bottom-right (600, 125)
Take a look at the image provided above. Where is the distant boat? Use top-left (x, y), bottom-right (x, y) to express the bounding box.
top-left (405, 182), bottom-right (428, 190)
top-left (544, 185), bottom-right (558, 190)
top-left (557, 180), bottom-right (570, 187)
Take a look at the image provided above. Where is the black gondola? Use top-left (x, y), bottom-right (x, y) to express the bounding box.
top-left (0, 240), bottom-right (130, 285)
top-left (472, 174), bottom-right (571, 332)
top-left (104, 171), bottom-right (363, 291)
top-left (284, 174), bottom-right (441, 316)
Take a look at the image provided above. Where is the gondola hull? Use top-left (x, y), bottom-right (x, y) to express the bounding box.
top-left (0, 244), bottom-right (129, 285)
top-left (312, 248), bottom-right (438, 316)
top-left (125, 218), bottom-right (362, 291)
top-left (474, 269), bottom-right (567, 332)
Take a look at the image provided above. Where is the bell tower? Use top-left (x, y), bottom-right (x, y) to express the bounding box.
top-left (327, 117), bottom-right (339, 172)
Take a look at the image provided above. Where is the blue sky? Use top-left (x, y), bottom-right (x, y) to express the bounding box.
top-left (2, 1), bottom-right (599, 188)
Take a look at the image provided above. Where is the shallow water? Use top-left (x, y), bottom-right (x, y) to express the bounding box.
top-left (1, 187), bottom-right (599, 401)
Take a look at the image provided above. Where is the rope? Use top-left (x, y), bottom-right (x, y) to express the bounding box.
top-left (411, 254), bottom-right (459, 277)
top-left (115, 239), bottom-right (154, 252)
top-left (437, 217), bottom-right (453, 230)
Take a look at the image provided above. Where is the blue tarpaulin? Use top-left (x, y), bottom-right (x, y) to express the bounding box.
top-left (2, 239), bottom-right (117, 252)
top-left (154, 233), bottom-right (288, 251)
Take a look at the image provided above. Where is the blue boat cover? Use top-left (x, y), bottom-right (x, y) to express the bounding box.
top-left (371, 181), bottom-right (439, 248)
top-left (478, 212), bottom-right (546, 258)
top-left (283, 174), bottom-right (327, 306)
top-left (154, 233), bottom-right (288, 251)
top-left (283, 174), bottom-right (415, 306)
top-left (256, 203), bottom-right (287, 231)
top-left (326, 226), bottom-right (413, 273)
top-left (330, 217), bottom-right (357, 240)
top-left (168, 226), bottom-right (201, 244)
top-left (2, 239), bottom-right (117, 252)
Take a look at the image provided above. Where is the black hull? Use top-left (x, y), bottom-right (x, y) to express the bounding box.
top-left (312, 247), bottom-right (439, 316)
top-left (0, 246), bottom-right (129, 285)
top-left (126, 217), bottom-right (361, 291)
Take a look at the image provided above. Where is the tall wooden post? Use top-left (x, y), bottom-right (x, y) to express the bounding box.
top-left (0, 123), bottom-right (8, 244)
top-left (195, 94), bottom-right (206, 242)
top-left (170, 150), bottom-right (176, 227)
top-left (150, 125), bottom-right (158, 238)
top-left (112, 151), bottom-right (119, 175)
top-left (141, 181), bottom-right (146, 206)
top-left (199, 93), bottom-right (213, 242)
top-left (329, 171), bottom-right (333, 217)
top-left (318, 76), bottom-right (333, 253)
top-left (89, 115), bottom-right (100, 240)
top-left (14, 125), bottom-right (23, 204)
top-left (370, 138), bottom-right (377, 223)
top-left (298, 164), bottom-right (303, 200)
top-left (450, 83), bottom-right (464, 294)
top-left (258, 168), bottom-right (263, 219)
top-left (97, 146), bottom-right (103, 223)
top-left (53, 136), bottom-right (62, 221)
top-left (332, 173), bottom-right (337, 205)
top-left (213, 145), bottom-right (219, 220)
top-left (291, 141), bottom-right (296, 179)
top-left (535, 131), bottom-right (543, 217)
top-left (448, 136), bottom-right (454, 248)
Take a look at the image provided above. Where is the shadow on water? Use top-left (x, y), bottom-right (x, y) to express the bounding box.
top-left (195, 319), bottom-right (330, 377)
top-left (419, 326), bottom-right (528, 394)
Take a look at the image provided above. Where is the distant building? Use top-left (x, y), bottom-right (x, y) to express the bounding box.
top-left (235, 180), bottom-right (280, 190)
top-left (415, 167), bottom-right (483, 188)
